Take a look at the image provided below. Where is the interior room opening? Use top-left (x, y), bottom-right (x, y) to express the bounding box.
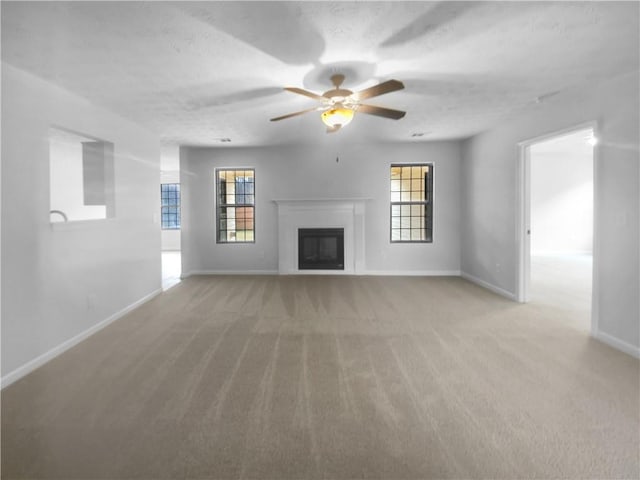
top-left (527, 127), bottom-right (595, 331)
top-left (161, 147), bottom-right (181, 290)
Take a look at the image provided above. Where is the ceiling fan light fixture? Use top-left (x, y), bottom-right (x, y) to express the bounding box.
top-left (321, 106), bottom-right (354, 128)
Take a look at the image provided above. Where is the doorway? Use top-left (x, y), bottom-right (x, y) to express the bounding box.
top-left (161, 147), bottom-right (182, 290)
top-left (518, 125), bottom-right (596, 332)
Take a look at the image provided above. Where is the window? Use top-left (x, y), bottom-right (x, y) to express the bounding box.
top-left (161, 183), bottom-right (181, 229)
top-left (216, 169), bottom-right (255, 243)
top-left (390, 164), bottom-right (433, 242)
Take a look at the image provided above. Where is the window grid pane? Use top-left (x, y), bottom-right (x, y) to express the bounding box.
top-left (161, 183), bottom-right (180, 230)
top-left (390, 164), bottom-right (433, 243)
top-left (216, 169), bottom-right (255, 243)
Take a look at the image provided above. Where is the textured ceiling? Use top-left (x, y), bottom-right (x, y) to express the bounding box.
top-left (2, 1), bottom-right (638, 147)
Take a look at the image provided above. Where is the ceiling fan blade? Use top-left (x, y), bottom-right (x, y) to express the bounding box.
top-left (357, 104), bottom-right (406, 120)
top-left (270, 106), bottom-right (319, 122)
top-left (352, 79), bottom-right (404, 101)
top-left (284, 87), bottom-right (326, 101)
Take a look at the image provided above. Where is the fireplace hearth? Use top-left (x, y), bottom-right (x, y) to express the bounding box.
top-left (298, 228), bottom-right (344, 270)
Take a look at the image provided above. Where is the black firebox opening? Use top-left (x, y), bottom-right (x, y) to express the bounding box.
top-left (298, 228), bottom-right (344, 270)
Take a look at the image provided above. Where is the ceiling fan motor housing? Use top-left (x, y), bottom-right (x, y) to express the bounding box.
top-left (323, 88), bottom-right (353, 100)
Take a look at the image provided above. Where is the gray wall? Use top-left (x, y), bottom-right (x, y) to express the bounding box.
top-left (1, 63), bottom-right (162, 383)
top-left (461, 70), bottom-right (640, 355)
top-left (180, 142), bottom-right (461, 275)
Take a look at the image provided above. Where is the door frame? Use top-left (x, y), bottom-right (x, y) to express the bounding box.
top-left (516, 121), bottom-right (599, 334)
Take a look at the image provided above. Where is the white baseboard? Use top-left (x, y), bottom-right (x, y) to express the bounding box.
top-left (363, 270), bottom-right (461, 276)
top-left (594, 329), bottom-right (640, 359)
top-left (183, 269), bottom-right (461, 277)
top-left (282, 270), bottom-right (355, 275)
top-left (460, 271), bottom-right (517, 301)
top-left (182, 270), bottom-right (278, 278)
top-left (1, 288), bottom-right (162, 389)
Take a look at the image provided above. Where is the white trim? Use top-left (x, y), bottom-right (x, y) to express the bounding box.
top-left (516, 121), bottom-right (599, 148)
top-left (182, 270), bottom-right (278, 277)
top-left (515, 141), bottom-right (531, 303)
top-left (516, 121), bottom-right (600, 335)
top-left (1, 288), bottom-right (162, 389)
top-left (183, 269), bottom-right (460, 277)
top-left (594, 330), bottom-right (640, 359)
top-left (461, 271), bottom-right (517, 301)
top-left (273, 198), bottom-right (372, 205)
top-left (288, 269), bottom-right (351, 276)
top-left (364, 270), bottom-right (461, 277)
top-left (590, 128), bottom-right (601, 337)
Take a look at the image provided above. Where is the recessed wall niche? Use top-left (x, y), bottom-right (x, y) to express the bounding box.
top-left (49, 127), bottom-right (115, 223)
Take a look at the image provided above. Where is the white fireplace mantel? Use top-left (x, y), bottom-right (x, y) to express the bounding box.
top-left (273, 198), bottom-right (370, 274)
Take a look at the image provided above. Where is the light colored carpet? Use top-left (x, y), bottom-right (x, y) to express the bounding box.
top-left (530, 253), bottom-right (592, 331)
top-left (2, 275), bottom-right (638, 479)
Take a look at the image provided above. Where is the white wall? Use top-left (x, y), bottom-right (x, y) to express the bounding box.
top-left (461, 70), bottom-right (640, 355)
top-left (530, 132), bottom-right (593, 255)
top-left (181, 141), bottom-right (461, 276)
top-left (160, 169), bottom-right (181, 251)
top-left (1, 63), bottom-right (162, 384)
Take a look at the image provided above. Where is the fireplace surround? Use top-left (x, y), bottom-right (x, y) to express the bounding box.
top-left (274, 198), bottom-right (368, 274)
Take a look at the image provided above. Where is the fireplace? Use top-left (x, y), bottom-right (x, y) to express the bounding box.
top-left (274, 198), bottom-right (367, 274)
top-left (298, 228), bottom-right (344, 270)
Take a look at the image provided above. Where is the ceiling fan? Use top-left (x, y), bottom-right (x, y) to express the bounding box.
top-left (270, 74), bottom-right (406, 133)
